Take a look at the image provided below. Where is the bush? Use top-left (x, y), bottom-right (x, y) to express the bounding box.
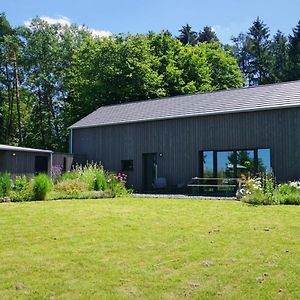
top-left (32, 174), bottom-right (52, 200)
top-left (107, 173), bottom-right (129, 197)
top-left (240, 175), bottom-right (300, 205)
top-left (61, 170), bottom-right (80, 181)
top-left (0, 172), bottom-right (11, 197)
top-left (61, 163), bottom-right (107, 191)
top-left (48, 190), bottom-right (114, 200)
top-left (281, 193), bottom-right (300, 205)
top-left (14, 175), bottom-right (29, 192)
top-left (55, 179), bottom-right (88, 197)
top-left (94, 171), bottom-right (107, 191)
top-left (9, 175), bottom-right (33, 202)
top-left (9, 189), bottom-right (33, 202)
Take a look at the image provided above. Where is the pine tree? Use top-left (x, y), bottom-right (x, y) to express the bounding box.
top-left (231, 33), bottom-right (252, 85)
top-left (178, 24), bottom-right (198, 45)
top-left (198, 26), bottom-right (219, 43)
top-left (248, 17), bottom-right (272, 85)
top-left (270, 31), bottom-right (289, 82)
top-left (288, 21), bottom-right (300, 80)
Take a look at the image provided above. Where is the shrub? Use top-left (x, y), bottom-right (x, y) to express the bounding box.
top-left (32, 174), bottom-right (52, 200)
top-left (107, 173), bottom-right (130, 197)
top-left (0, 172), bottom-right (11, 197)
top-left (9, 175), bottom-right (33, 202)
top-left (239, 174), bottom-right (300, 205)
top-left (48, 190), bottom-right (114, 200)
top-left (55, 179), bottom-right (88, 196)
top-left (9, 189), bottom-right (33, 202)
top-left (272, 183), bottom-right (300, 205)
top-left (14, 175), bottom-right (29, 191)
top-left (94, 172), bottom-right (107, 191)
top-left (239, 173), bottom-right (278, 205)
top-left (61, 170), bottom-right (80, 181)
top-left (61, 163), bottom-right (107, 191)
top-left (281, 193), bottom-right (300, 205)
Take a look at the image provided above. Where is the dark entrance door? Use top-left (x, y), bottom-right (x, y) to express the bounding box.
top-left (143, 153), bottom-right (157, 191)
top-left (35, 156), bottom-right (48, 174)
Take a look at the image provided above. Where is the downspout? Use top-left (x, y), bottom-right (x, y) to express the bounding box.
top-left (50, 151), bottom-right (53, 179)
top-left (70, 128), bottom-right (73, 154)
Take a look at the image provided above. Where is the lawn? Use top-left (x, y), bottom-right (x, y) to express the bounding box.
top-left (0, 198), bottom-right (299, 299)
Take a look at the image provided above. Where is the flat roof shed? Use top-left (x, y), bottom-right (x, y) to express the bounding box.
top-left (0, 144), bottom-right (53, 176)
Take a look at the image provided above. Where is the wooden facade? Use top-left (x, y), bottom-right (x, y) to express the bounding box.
top-left (0, 150), bottom-right (51, 176)
top-left (71, 107), bottom-right (300, 191)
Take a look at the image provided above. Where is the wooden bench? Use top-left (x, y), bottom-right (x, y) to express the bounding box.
top-left (187, 177), bottom-right (239, 196)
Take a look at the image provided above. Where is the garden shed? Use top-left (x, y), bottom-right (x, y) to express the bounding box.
top-left (70, 80), bottom-right (300, 192)
top-left (0, 145), bottom-right (53, 176)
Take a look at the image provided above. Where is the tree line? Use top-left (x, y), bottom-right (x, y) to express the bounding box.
top-left (178, 18), bottom-right (300, 85)
top-left (0, 14), bottom-right (299, 151)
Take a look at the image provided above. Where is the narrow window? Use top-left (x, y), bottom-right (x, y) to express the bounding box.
top-left (203, 151), bottom-right (214, 178)
top-left (258, 149), bottom-right (271, 174)
top-left (121, 160), bottom-right (133, 171)
top-left (236, 150), bottom-right (255, 177)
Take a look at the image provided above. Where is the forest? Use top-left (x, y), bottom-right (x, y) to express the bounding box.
top-left (0, 14), bottom-right (300, 151)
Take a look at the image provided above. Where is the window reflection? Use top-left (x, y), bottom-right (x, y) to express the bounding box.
top-left (236, 150), bottom-right (255, 177)
top-left (200, 148), bottom-right (271, 179)
top-left (203, 151), bottom-right (214, 177)
top-left (217, 151), bottom-right (234, 178)
top-left (258, 149), bottom-right (271, 174)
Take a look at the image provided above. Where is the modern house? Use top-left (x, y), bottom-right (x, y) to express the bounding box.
top-left (0, 144), bottom-right (73, 177)
top-left (70, 80), bottom-right (300, 192)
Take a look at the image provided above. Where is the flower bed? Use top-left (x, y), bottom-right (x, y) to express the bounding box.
top-left (237, 174), bottom-right (300, 205)
top-left (0, 163), bottom-right (130, 203)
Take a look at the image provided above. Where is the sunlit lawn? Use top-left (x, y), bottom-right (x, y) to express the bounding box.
top-left (0, 197), bottom-right (299, 299)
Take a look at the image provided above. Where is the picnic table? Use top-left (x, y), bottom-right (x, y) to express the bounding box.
top-left (187, 177), bottom-right (239, 196)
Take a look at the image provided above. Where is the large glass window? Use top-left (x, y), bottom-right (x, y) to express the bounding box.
top-left (258, 149), bottom-right (271, 174)
top-left (236, 150), bottom-right (255, 177)
top-left (200, 148), bottom-right (271, 179)
top-left (203, 151), bottom-right (214, 178)
top-left (217, 151), bottom-right (234, 178)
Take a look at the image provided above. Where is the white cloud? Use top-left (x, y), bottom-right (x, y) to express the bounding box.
top-left (24, 15), bottom-right (112, 38)
top-left (89, 28), bottom-right (112, 38)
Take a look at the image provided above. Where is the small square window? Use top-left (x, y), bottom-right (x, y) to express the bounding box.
top-left (121, 160), bottom-right (133, 171)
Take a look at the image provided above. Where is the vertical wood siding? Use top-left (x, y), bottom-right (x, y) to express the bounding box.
top-left (0, 151), bottom-right (50, 176)
top-left (72, 108), bottom-right (300, 191)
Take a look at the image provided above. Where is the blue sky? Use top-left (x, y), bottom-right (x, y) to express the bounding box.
top-left (2, 0), bottom-right (300, 43)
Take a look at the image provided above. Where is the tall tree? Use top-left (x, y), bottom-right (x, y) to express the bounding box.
top-left (231, 33), bottom-right (252, 85)
top-left (248, 17), bottom-right (272, 85)
top-left (288, 21), bottom-right (300, 81)
top-left (3, 34), bottom-right (23, 143)
top-left (198, 26), bottom-right (219, 43)
top-left (178, 24), bottom-right (198, 45)
top-left (270, 31), bottom-right (289, 82)
top-left (204, 42), bottom-right (244, 90)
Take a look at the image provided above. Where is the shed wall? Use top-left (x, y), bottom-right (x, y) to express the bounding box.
top-left (0, 150), bottom-right (50, 176)
top-left (72, 108), bottom-right (300, 191)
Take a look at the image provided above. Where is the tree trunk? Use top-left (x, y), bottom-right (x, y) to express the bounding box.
top-left (47, 95), bottom-right (60, 141)
top-left (12, 51), bottom-right (22, 144)
top-left (4, 63), bottom-right (14, 141)
top-left (37, 89), bottom-right (45, 147)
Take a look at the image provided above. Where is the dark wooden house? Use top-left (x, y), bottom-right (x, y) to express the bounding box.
top-left (0, 145), bottom-right (74, 177)
top-left (70, 80), bottom-right (300, 192)
top-left (0, 145), bottom-right (53, 176)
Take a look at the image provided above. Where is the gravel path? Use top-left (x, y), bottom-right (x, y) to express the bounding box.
top-left (132, 193), bottom-right (236, 200)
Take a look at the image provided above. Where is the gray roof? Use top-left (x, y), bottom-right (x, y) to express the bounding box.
top-left (0, 144), bottom-right (53, 153)
top-left (70, 80), bottom-right (300, 129)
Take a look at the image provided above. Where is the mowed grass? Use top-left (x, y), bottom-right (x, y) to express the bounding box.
top-left (0, 198), bottom-right (299, 299)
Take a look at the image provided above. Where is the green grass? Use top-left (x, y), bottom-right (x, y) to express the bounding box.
top-left (0, 198), bottom-right (299, 299)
